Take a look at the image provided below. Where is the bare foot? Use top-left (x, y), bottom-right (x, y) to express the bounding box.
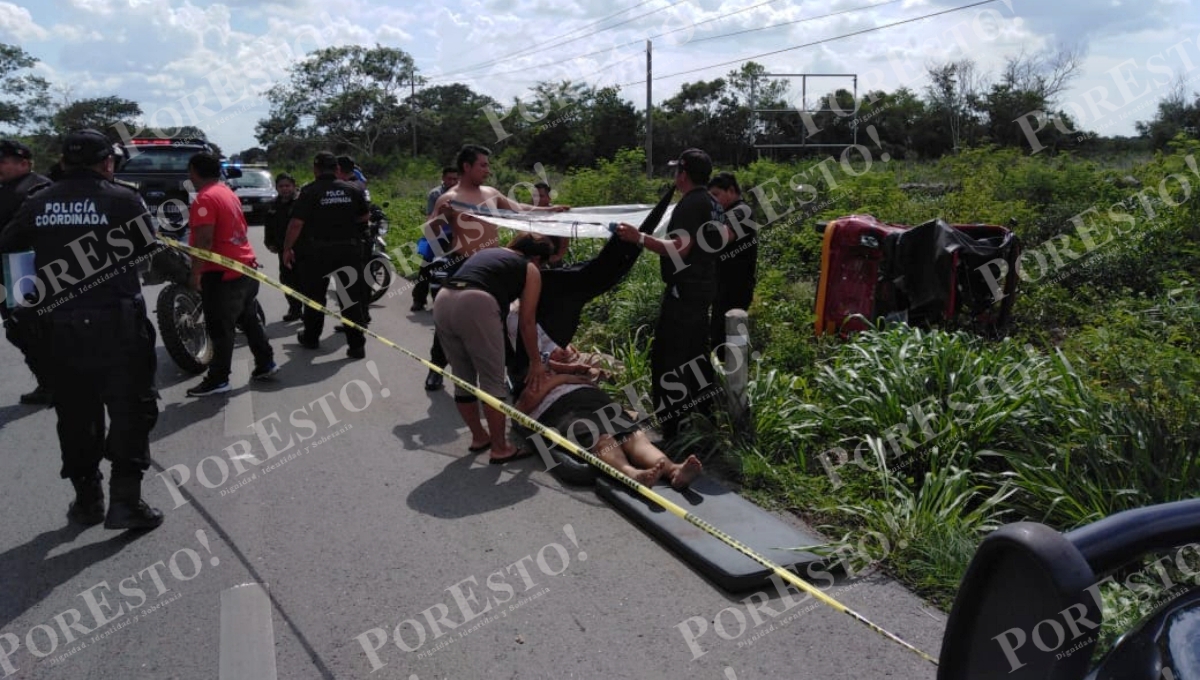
top-left (488, 444), bottom-right (518, 462)
top-left (670, 455), bottom-right (703, 490)
top-left (633, 459), bottom-right (667, 487)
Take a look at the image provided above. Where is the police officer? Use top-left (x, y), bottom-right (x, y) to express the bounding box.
top-left (0, 139), bottom-right (54, 404)
top-left (0, 128), bottom-right (163, 529)
top-left (282, 151), bottom-right (371, 360)
top-left (263, 172), bottom-right (302, 321)
top-left (615, 148), bottom-right (723, 443)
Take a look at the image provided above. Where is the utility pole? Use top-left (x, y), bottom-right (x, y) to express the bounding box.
top-left (411, 65), bottom-right (417, 157)
top-left (646, 40), bottom-right (653, 179)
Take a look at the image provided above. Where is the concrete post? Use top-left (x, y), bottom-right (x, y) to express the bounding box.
top-left (723, 309), bottom-right (750, 428)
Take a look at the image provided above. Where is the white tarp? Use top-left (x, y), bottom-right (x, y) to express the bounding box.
top-left (454, 201), bottom-right (676, 239)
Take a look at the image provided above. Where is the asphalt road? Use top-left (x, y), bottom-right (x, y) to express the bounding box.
top-left (0, 224), bottom-right (946, 680)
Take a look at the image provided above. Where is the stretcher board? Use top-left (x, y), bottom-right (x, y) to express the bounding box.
top-left (595, 474), bottom-right (828, 592)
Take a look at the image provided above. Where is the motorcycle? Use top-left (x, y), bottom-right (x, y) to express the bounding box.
top-left (139, 209), bottom-right (265, 376)
top-left (364, 202), bottom-right (394, 304)
top-left (139, 217), bottom-right (212, 374)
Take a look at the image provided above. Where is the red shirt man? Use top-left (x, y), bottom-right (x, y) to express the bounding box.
top-left (189, 174), bottom-right (257, 282)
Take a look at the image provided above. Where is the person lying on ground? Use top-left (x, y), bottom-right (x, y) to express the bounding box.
top-left (513, 370), bottom-right (703, 490)
top-left (506, 300), bottom-right (623, 384)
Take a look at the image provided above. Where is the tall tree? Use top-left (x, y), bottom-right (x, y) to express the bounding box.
top-left (257, 44), bottom-right (417, 157)
top-left (1136, 78), bottom-right (1200, 150)
top-left (0, 44), bottom-right (52, 134)
top-left (52, 96), bottom-right (142, 136)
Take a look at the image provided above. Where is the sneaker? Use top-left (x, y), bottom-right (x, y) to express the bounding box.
top-left (346, 346), bottom-right (365, 360)
top-left (187, 378), bottom-right (231, 397)
top-left (282, 311), bottom-right (302, 322)
top-left (251, 362), bottom-right (279, 380)
top-left (334, 325), bottom-right (347, 334)
top-left (410, 302), bottom-right (426, 312)
top-left (296, 331), bottom-right (319, 349)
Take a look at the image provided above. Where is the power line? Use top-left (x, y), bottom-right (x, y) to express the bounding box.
top-left (431, 0), bottom-right (658, 79)
top-left (431, 0), bottom-right (785, 83)
top-left (690, 0), bottom-right (904, 45)
top-left (430, 0), bottom-right (903, 85)
top-left (432, 0), bottom-right (679, 81)
top-left (612, 0), bottom-right (1000, 88)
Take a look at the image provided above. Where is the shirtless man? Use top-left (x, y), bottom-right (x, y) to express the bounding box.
top-left (514, 364), bottom-right (703, 490)
top-left (421, 144), bottom-right (568, 392)
top-left (427, 144), bottom-right (568, 265)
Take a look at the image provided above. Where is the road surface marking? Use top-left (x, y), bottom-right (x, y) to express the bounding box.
top-left (224, 359), bottom-right (253, 437)
top-left (219, 583), bottom-right (277, 680)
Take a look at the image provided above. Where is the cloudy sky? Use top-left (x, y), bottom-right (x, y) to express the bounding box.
top-left (1, 0), bottom-right (1197, 155)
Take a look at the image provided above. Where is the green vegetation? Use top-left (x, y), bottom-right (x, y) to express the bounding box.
top-left (548, 139), bottom-right (1199, 652)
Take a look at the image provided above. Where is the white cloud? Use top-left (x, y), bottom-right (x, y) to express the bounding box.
top-left (0, 2), bottom-right (48, 41)
top-left (5, 0), bottom-right (1198, 153)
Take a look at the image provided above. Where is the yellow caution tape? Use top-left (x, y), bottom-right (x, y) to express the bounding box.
top-left (163, 237), bottom-right (940, 666)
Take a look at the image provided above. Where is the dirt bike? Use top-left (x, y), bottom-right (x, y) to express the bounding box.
top-left (364, 202), bottom-right (393, 304)
top-left (139, 217), bottom-right (264, 375)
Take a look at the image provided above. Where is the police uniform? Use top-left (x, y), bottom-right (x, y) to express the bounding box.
top-left (263, 192), bottom-right (302, 319)
top-left (711, 198), bottom-right (757, 361)
top-left (289, 163), bottom-right (371, 357)
top-left (0, 128), bottom-right (163, 530)
top-left (0, 140), bottom-right (54, 403)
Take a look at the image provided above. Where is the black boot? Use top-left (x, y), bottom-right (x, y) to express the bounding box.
top-left (19, 383), bottom-right (53, 405)
top-left (105, 476), bottom-right (164, 530)
top-left (67, 474), bottom-right (105, 526)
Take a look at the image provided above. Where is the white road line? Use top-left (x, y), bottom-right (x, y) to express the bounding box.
top-left (224, 359), bottom-right (253, 437)
top-left (219, 583), bottom-right (278, 680)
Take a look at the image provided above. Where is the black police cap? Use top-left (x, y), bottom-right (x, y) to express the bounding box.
top-left (0, 139), bottom-right (33, 160)
top-left (62, 129), bottom-right (117, 166)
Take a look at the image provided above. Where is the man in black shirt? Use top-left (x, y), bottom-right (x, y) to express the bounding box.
top-left (0, 139), bottom-right (54, 404)
top-left (0, 129), bottom-right (164, 530)
top-left (263, 172), bottom-right (302, 321)
top-left (708, 171), bottom-right (757, 361)
top-left (282, 152), bottom-right (372, 359)
top-left (615, 148), bottom-right (724, 442)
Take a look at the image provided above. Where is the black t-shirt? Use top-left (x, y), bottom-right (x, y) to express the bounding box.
top-left (661, 187), bottom-right (722, 285)
top-left (0, 169), bottom-right (157, 312)
top-left (290, 174), bottom-right (369, 243)
top-left (717, 200), bottom-right (758, 284)
top-left (0, 172), bottom-right (53, 227)
top-left (263, 195), bottom-right (295, 250)
top-left (448, 248), bottom-right (529, 313)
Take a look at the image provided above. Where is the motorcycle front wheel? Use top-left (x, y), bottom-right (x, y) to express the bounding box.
top-left (157, 283), bottom-right (212, 374)
top-left (366, 256), bottom-right (393, 304)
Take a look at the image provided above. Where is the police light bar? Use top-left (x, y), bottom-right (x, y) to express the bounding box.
top-left (128, 138), bottom-right (208, 146)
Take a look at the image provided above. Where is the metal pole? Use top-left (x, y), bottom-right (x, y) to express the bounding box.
top-left (646, 40), bottom-right (653, 179)
top-left (411, 65), bottom-right (417, 157)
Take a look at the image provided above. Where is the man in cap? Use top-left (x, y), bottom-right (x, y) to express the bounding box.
top-left (0, 128), bottom-right (164, 530)
top-left (0, 139), bottom-right (55, 404)
top-left (615, 148), bottom-right (723, 443)
top-left (282, 151), bottom-right (372, 359)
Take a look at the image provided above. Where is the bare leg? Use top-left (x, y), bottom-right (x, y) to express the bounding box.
top-left (621, 431), bottom-right (702, 489)
top-left (455, 401), bottom-right (490, 449)
top-left (483, 403), bottom-right (514, 458)
top-left (595, 433), bottom-right (663, 486)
